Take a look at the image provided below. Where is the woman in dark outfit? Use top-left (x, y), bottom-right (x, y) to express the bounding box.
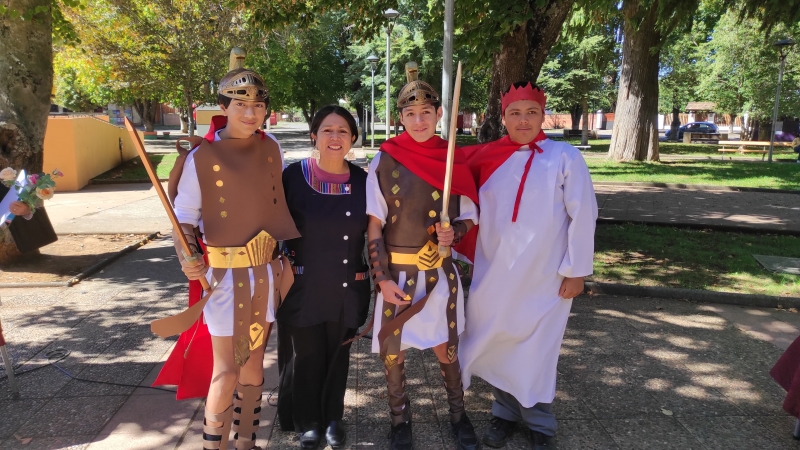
top-left (278, 105), bottom-right (371, 449)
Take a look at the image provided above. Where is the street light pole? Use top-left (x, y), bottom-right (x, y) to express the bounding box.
top-left (768, 39), bottom-right (795, 163)
top-left (441, 0), bottom-right (454, 140)
top-left (367, 55), bottom-right (379, 148)
top-left (384, 9), bottom-right (400, 142)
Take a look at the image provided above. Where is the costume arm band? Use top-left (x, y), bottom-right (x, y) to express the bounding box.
top-left (368, 237), bottom-right (391, 285)
top-left (451, 220), bottom-right (470, 244)
top-left (173, 223), bottom-right (200, 262)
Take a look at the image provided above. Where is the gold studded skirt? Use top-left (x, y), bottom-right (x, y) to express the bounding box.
top-left (371, 243), bottom-right (464, 367)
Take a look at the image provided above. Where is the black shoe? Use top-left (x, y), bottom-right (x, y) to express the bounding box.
top-left (529, 430), bottom-right (556, 450)
top-left (451, 414), bottom-right (479, 450)
top-left (300, 427), bottom-right (321, 449)
top-left (325, 420), bottom-right (346, 449)
top-left (388, 421), bottom-right (413, 450)
top-left (482, 416), bottom-right (516, 448)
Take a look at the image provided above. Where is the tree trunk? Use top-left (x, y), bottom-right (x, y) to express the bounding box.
top-left (478, 26), bottom-right (526, 143)
top-left (0, 1), bottom-right (53, 262)
top-left (478, 0), bottom-right (574, 143)
top-left (569, 104), bottom-right (582, 130)
top-left (670, 105), bottom-right (680, 142)
top-left (581, 94), bottom-right (589, 146)
top-left (133, 99), bottom-right (156, 132)
top-left (608, 0), bottom-right (661, 161)
top-left (179, 108), bottom-right (189, 133)
top-left (185, 86), bottom-right (195, 137)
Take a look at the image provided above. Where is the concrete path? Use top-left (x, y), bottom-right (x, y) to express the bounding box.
top-left (595, 184), bottom-right (800, 232)
top-left (3, 238), bottom-right (800, 448)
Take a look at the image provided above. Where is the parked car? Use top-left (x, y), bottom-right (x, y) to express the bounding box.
top-left (665, 122), bottom-right (719, 140)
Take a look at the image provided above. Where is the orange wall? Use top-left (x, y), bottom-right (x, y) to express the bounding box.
top-left (43, 116), bottom-right (139, 191)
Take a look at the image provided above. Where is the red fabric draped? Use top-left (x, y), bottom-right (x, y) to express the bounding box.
top-left (380, 132), bottom-right (479, 205)
top-left (453, 131), bottom-right (548, 262)
top-left (152, 243), bottom-right (213, 400)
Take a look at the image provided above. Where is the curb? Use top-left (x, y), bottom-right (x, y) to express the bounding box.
top-left (596, 218), bottom-right (800, 237)
top-left (594, 181), bottom-right (800, 195)
top-left (90, 178), bottom-right (168, 185)
top-left (0, 232), bottom-right (160, 289)
top-left (585, 281), bottom-right (800, 309)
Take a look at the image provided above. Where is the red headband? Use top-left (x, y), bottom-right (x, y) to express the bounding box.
top-left (501, 83), bottom-right (546, 114)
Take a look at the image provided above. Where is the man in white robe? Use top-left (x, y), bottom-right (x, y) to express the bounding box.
top-left (457, 82), bottom-right (598, 449)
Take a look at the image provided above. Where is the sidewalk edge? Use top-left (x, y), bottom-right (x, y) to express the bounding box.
top-left (585, 281), bottom-right (800, 309)
top-left (594, 181), bottom-right (800, 194)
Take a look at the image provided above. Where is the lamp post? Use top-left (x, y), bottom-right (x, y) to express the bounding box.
top-left (367, 54), bottom-right (380, 148)
top-left (768, 38), bottom-right (795, 163)
top-left (384, 8), bottom-right (400, 142)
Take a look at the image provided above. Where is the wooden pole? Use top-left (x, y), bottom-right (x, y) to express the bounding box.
top-left (439, 61), bottom-right (463, 257)
top-left (123, 118), bottom-right (210, 290)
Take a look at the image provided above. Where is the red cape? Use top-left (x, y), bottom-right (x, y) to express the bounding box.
top-left (453, 131), bottom-right (547, 262)
top-left (380, 132), bottom-right (479, 205)
top-left (771, 334), bottom-right (800, 417)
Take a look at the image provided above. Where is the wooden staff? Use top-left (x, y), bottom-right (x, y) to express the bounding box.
top-left (439, 61), bottom-right (463, 257)
top-left (123, 118), bottom-right (210, 291)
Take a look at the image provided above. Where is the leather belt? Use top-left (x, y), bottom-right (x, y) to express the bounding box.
top-left (388, 240), bottom-right (450, 271)
top-left (206, 230), bottom-right (278, 269)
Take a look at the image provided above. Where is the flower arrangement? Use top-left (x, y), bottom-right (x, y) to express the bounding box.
top-left (1, 167), bottom-right (63, 214)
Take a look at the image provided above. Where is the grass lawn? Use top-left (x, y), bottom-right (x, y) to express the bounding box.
top-left (585, 158), bottom-right (800, 189)
top-left (94, 153), bottom-right (179, 181)
top-left (592, 223), bottom-right (800, 297)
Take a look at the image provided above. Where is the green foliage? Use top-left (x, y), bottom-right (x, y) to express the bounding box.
top-left (697, 11), bottom-right (800, 120)
top-left (539, 9), bottom-right (619, 114)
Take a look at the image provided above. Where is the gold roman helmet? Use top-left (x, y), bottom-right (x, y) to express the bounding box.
top-left (396, 62), bottom-right (440, 109)
top-left (219, 68), bottom-right (269, 103)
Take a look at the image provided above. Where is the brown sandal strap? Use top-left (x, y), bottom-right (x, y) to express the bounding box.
top-left (203, 404), bottom-right (233, 449)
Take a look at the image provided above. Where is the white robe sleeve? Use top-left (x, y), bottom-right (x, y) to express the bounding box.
top-left (456, 196), bottom-right (478, 225)
top-left (366, 152), bottom-right (388, 225)
top-left (557, 151), bottom-right (598, 278)
top-left (173, 150), bottom-right (202, 227)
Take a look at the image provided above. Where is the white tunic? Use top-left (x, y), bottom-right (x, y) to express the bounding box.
top-left (173, 131), bottom-right (286, 337)
top-left (459, 139), bottom-right (597, 408)
top-left (366, 152), bottom-right (479, 352)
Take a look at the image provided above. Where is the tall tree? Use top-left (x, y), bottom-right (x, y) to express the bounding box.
top-left (61, 0), bottom-right (240, 135)
top-left (607, 0), bottom-right (800, 161)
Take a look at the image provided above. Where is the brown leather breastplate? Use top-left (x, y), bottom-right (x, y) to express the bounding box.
top-left (376, 152), bottom-right (459, 248)
top-left (194, 134), bottom-right (300, 247)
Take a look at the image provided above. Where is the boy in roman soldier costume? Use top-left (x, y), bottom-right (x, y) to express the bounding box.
top-left (366, 62), bottom-right (480, 450)
top-left (168, 67), bottom-right (300, 450)
top-left (457, 82), bottom-right (597, 449)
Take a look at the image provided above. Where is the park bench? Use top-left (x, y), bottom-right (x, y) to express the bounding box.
top-left (575, 145), bottom-right (592, 151)
top-left (716, 140), bottom-right (794, 160)
top-left (683, 132), bottom-right (723, 144)
top-left (562, 129), bottom-right (598, 139)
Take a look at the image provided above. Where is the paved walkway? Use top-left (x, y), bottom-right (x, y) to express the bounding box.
top-left (2, 239), bottom-right (800, 448)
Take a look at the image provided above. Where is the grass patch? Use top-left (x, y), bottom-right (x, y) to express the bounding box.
top-left (586, 159), bottom-right (799, 189)
top-left (94, 153), bottom-right (179, 181)
top-left (592, 223), bottom-right (800, 297)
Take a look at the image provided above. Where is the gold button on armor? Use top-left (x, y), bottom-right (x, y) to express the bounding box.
top-left (451, 287), bottom-right (457, 293)
top-left (259, 279), bottom-right (264, 283)
top-left (392, 170), bottom-right (400, 178)
top-left (254, 311), bottom-right (260, 315)
top-left (450, 321), bottom-right (456, 329)
top-left (219, 197), bottom-right (225, 203)
top-left (385, 309), bottom-right (393, 317)
top-left (395, 200), bottom-right (400, 207)
top-left (213, 165), bottom-right (220, 172)
top-left (238, 282), bottom-right (243, 287)
top-left (394, 329), bottom-right (400, 336)
top-left (450, 303), bottom-right (455, 309)
top-left (449, 273), bottom-right (455, 280)
top-left (432, 191), bottom-right (440, 201)
top-left (239, 321), bottom-right (243, 326)
top-left (391, 215), bottom-right (397, 223)
top-left (268, 156), bottom-right (274, 163)
top-left (220, 211), bottom-right (228, 218)
top-left (216, 180), bottom-right (224, 187)
top-left (391, 184), bottom-right (400, 194)
top-left (239, 303), bottom-right (244, 308)
top-left (429, 210), bottom-right (436, 218)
